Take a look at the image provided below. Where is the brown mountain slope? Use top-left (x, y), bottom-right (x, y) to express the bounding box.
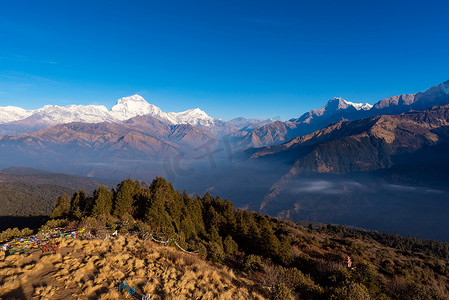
top-left (239, 79), bottom-right (449, 149)
top-left (254, 105), bottom-right (449, 207)
top-left (251, 104), bottom-right (449, 175)
top-left (0, 117), bottom-right (217, 180)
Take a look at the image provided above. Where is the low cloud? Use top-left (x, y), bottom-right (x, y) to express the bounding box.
top-left (385, 184), bottom-right (443, 194)
top-left (291, 179), bottom-right (362, 195)
top-left (289, 179), bottom-right (445, 196)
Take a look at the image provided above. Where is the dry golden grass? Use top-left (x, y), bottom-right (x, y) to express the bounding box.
top-left (0, 235), bottom-right (266, 299)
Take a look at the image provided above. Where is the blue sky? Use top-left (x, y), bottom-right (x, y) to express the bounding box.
top-left (0, 0), bottom-right (448, 121)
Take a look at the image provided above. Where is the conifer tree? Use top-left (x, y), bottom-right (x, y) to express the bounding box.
top-left (222, 199), bottom-right (236, 235)
top-left (113, 179), bottom-right (135, 217)
top-left (70, 191), bottom-right (83, 219)
top-left (92, 186), bottom-right (113, 216)
top-left (202, 192), bottom-right (212, 208)
top-left (208, 226), bottom-right (223, 249)
top-left (205, 206), bottom-right (220, 229)
top-left (51, 193), bottom-right (71, 219)
top-left (133, 180), bottom-right (151, 220)
top-left (75, 190), bottom-right (91, 214)
top-left (259, 217), bottom-right (281, 258)
top-left (224, 235), bottom-right (238, 254)
top-left (145, 177), bottom-right (175, 232)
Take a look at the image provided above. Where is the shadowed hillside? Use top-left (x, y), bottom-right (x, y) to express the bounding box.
top-left (0, 167), bottom-right (107, 217)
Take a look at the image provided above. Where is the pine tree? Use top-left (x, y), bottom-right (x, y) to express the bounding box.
top-left (259, 217), bottom-right (281, 258)
top-left (113, 179), bottom-right (135, 217)
top-left (205, 206), bottom-right (220, 229)
top-left (224, 235), bottom-right (238, 255)
top-left (133, 181), bottom-right (151, 220)
top-left (70, 191), bottom-right (83, 219)
top-left (145, 177), bottom-right (175, 232)
top-left (76, 190), bottom-right (92, 214)
top-left (208, 226), bottom-right (223, 250)
top-left (202, 192), bottom-right (212, 208)
top-left (222, 199), bottom-right (236, 235)
top-left (92, 186), bottom-right (113, 216)
top-left (51, 193), bottom-right (71, 219)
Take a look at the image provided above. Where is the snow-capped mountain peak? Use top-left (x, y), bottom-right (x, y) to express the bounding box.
top-left (293, 97), bottom-right (373, 124)
top-left (110, 94), bottom-right (166, 121)
top-left (0, 106), bottom-right (33, 124)
top-left (343, 100), bottom-right (373, 111)
top-left (109, 95), bottom-right (216, 126)
top-left (326, 97), bottom-right (372, 111)
top-left (33, 104), bottom-right (112, 123)
top-left (167, 108), bottom-right (215, 126)
top-left (0, 94), bottom-right (217, 128)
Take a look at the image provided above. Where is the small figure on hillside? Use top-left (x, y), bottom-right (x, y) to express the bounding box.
top-left (344, 255), bottom-right (352, 268)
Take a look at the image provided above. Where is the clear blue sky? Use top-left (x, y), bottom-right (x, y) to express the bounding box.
top-left (0, 0), bottom-right (448, 121)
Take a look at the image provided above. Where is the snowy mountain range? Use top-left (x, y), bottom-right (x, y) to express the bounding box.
top-left (0, 93), bottom-right (373, 138)
top-left (0, 94), bottom-right (216, 127)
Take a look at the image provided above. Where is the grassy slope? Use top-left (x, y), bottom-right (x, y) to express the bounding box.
top-left (0, 234), bottom-right (266, 299)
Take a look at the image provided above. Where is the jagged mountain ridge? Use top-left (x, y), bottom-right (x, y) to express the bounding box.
top-left (0, 95), bottom-right (226, 137)
top-left (0, 79), bottom-right (448, 185)
top-left (1, 79), bottom-right (449, 146)
top-left (238, 97), bottom-right (374, 148)
top-left (240, 80), bottom-right (449, 148)
top-left (0, 94), bottom-right (277, 137)
top-left (252, 104), bottom-right (449, 183)
top-left (372, 79), bottom-right (449, 112)
top-left (0, 95), bottom-right (215, 126)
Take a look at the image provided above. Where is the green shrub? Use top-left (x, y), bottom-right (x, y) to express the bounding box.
top-left (0, 227), bottom-right (33, 241)
top-left (271, 283), bottom-right (291, 300)
top-left (330, 282), bottom-right (370, 300)
top-left (245, 254), bottom-right (264, 273)
top-left (224, 235), bottom-right (238, 254)
top-left (39, 219), bottom-right (69, 231)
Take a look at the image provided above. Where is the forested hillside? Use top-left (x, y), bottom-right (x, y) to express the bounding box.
top-left (41, 177), bottom-right (449, 299)
top-left (0, 167), bottom-right (108, 216)
top-left (0, 182), bottom-right (75, 216)
top-left (0, 166), bottom-right (106, 191)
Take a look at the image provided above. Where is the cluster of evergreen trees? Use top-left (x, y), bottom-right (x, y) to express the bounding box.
top-left (52, 177), bottom-right (292, 266)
